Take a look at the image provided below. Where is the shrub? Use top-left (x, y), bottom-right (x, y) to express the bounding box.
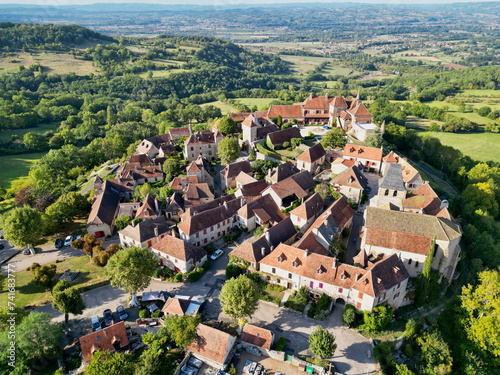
top-left (363, 305), bottom-right (394, 332)
top-left (151, 309), bottom-right (162, 318)
top-left (275, 337), bottom-right (286, 351)
top-left (315, 310), bottom-right (330, 321)
top-left (187, 267), bottom-right (205, 282)
top-left (307, 303), bottom-right (319, 318)
top-left (138, 309), bottom-right (148, 319)
top-left (227, 364), bottom-right (237, 375)
top-left (282, 141), bottom-right (290, 148)
top-left (342, 227), bottom-right (350, 238)
top-left (403, 344), bottom-right (413, 358)
top-left (343, 305), bottom-right (356, 327)
top-left (317, 295), bottom-right (332, 310)
top-left (403, 318), bottom-right (422, 341)
top-left (295, 286), bottom-right (309, 305)
top-left (203, 261), bottom-right (210, 270)
top-left (174, 273), bottom-right (183, 282)
top-left (226, 263), bottom-right (245, 279)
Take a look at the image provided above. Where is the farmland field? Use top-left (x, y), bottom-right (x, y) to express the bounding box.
top-left (0, 122), bottom-right (59, 142)
top-left (0, 52), bottom-right (98, 75)
top-left (419, 131), bottom-right (500, 163)
top-left (200, 101), bottom-right (238, 114)
top-left (235, 97), bottom-right (278, 109)
top-left (0, 152), bottom-right (46, 188)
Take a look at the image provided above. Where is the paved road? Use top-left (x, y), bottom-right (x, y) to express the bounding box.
top-left (1, 237), bottom-right (120, 275)
top-left (345, 213), bottom-right (363, 264)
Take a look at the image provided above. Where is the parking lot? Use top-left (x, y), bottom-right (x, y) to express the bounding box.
top-left (237, 352), bottom-right (305, 375)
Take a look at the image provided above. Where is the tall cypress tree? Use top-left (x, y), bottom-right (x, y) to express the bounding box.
top-left (415, 236), bottom-right (436, 306)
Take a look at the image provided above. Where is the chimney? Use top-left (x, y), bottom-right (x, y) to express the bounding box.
top-left (155, 198), bottom-right (159, 213)
top-left (304, 248), bottom-right (309, 257)
top-left (261, 247), bottom-right (266, 258)
top-left (223, 201), bottom-right (228, 211)
top-left (118, 177), bottom-right (121, 183)
top-left (440, 199), bottom-right (449, 210)
top-left (332, 257), bottom-right (337, 269)
top-left (171, 229), bottom-right (177, 238)
top-left (265, 229), bottom-right (270, 244)
top-left (132, 220), bottom-right (136, 228)
top-left (325, 93), bottom-right (328, 100)
top-left (154, 226), bottom-right (159, 238)
top-left (309, 92), bottom-right (313, 99)
top-left (188, 124), bottom-right (193, 134)
top-left (181, 178), bottom-right (186, 189)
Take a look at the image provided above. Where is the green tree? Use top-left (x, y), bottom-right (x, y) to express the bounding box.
top-left (30, 262), bottom-right (57, 293)
top-left (106, 246), bottom-right (157, 306)
top-left (342, 304), bottom-right (356, 327)
top-left (134, 183), bottom-right (153, 202)
top-left (315, 183), bottom-right (331, 200)
top-left (321, 128), bottom-right (347, 149)
top-left (364, 127), bottom-right (382, 148)
top-left (217, 116), bottom-right (236, 136)
top-left (45, 191), bottom-right (90, 227)
top-left (23, 132), bottom-right (48, 151)
top-left (52, 280), bottom-right (86, 325)
top-left (0, 312), bottom-right (62, 370)
top-left (115, 214), bottom-right (133, 231)
top-left (396, 364), bottom-right (415, 375)
top-left (156, 185), bottom-right (174, 204)
top-left (363, 305), bottom-right (394, 332)
top-left (403, 318), bottom-right (422, 341)
top-left (71, 234), bottom-right (104, 262)
top-left (463, 182), bottom-right (499, 217)
top-left (308, 326), bottom-right (337, 359)
top-left (163, 157), bottom-right (181, 181)
top-left (461, 269), bottom-right (500, 359)
top-left (415, 237), bottom-right (436, 306)
top-left (417, 330), bottom-right (453, 375)
top-left (218, 136), bottom-right (240, 165)
top-left (163, 314), bottom-right (200, 348)
top-left (219, 275), bottom-right (260, 326)
top-left (2, 206), bottom-right (43, 247)
top-left (85, 351), bottom-right (135, 375)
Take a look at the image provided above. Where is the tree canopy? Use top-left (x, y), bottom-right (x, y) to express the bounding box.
top-left (217, 116), bottom-right (236, 136)
top-left (219, 275), bottom-right (260, 325)
top-left (321, 127), bottom-right (347, 149)
top-left (106, 246), bottom-right (157, 297)
top-left (2, 206), bottom-right (43, 247)
top-left (163, 314), bottom-right (200, 349)
top-left (309, 326), bottom-right (337, 359)
top-left (217, 136), bottom-right (240, 165)
top-left (52, 280), bottom-right (86, 324)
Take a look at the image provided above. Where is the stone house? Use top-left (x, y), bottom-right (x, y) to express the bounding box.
top-left (296, 143), bottom-right (326, 173)
top-left (151, 233), bottom-right (207, 273)
top-left (79, 321), bottom-right (129, 363)
top-left (220, 160), bottom-right (253, 190)
top-left (290, 192), bottom-right (324, 233)
top-left (262, 170), bottom-right (315, 210)
top-left (184, 130), bottom-right (223, 162)
top-left (342, 144), bottom-right (383, 174)
top-left (331, 165), bottom-right (368, 204)
top-left (187, 324), bottom-right (237, 370)
top-left (118, 216), bottom-right (170, 249)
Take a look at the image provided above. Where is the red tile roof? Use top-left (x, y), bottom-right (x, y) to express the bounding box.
top-left (161, 297), bottom-right (191, 315)
top-left (290, 192), bottom-right (324, 220)
top-left (302, 94), bottom-right (333, 110)
top-left (332, 166), bottom-right (368, 190)
top-left (79, 321), bottom-right (129, 362)
top-left (241, 324), bottom-right (274, 350)
top-left (348, 102), bottom-right (372, 117)
top-left (187, 324), bottom-right (235, 365)
top-left (170, 175), bottom-right (199, 190)
top-left (221, 160), bottom-right (253, 179)
top-left (267, 105), bottom-right (303, 119)
top-left (152, 234), bottom-right (207, 262)
top-left (343, 144), bottom-right (382, 161)
top-left (296, 143), bottom-right (326, 163)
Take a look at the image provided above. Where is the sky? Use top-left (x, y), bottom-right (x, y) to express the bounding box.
top-left (0, 0), bottom-right (496, 5)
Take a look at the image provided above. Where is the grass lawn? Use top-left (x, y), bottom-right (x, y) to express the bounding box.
top-left (0, 152), bottom-right (47, 188)
top-left (0, 122), bottom-right (59, 142)
top-left (419, 131), bottom-right (500, 163)
top-left (405, 116), bottom-right (444, 129)
top-left (0, 52), bottom-right (98, 75)
top-left (0, 198), bottom-right (15, 215)
top-left (459, 89), bottom-right (500, 98)
top-left (235, 97), bottom-right (278, 109)
top-left (426, 101), bottom-right (493, 125)
top-left (200, 101), bottom-right (238, 115)
top-left (0, 255), bottom-right (109, 308)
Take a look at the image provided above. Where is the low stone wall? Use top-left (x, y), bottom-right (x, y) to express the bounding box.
top-left (255, 151), bottom-right (282, 164)
top-left (268, 350), bottom-right (285, 361)
top-left (173, 353), bottom-right (192, 375)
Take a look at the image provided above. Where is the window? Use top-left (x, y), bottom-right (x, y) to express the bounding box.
top-left (217, 232), bottom-right (220, 237)
top-left (397, 283), bottom-right (400, 289)
top-left (356, 302), bottom-right (361, 309)
top-left (97, 335), bottom-right (100, 341)
top-left (288, 273), bottom-right (292, 279)
top-left (210, 226), bottom-right (214, 232)
top-left (393, 190), bottom-right (398, 197)
top-left (394, 292), bottom-right (400, 299)
top-left (319, 283), bottom-right (323, 289)
top-left (217, 223), bottom-right (220, 228)
top-left (272, 268), bottom-right (276, 274)
top-left (358, 292), bottom-right (363, 300)
top-left (203, 229), bottom-right (207, 235)
top-left (190, 147), bottom-right (194, 151)
top-left (408, 258), bottom-right (412, 265)
top-left (415, 261), bottom-right (419, 268)
top-left (175, 259), bottom-right (178, 263)
top-left (204, 238), bottom-right (207, 243)
top-left (196, 233), bottom-right (199, 238)
top-left (339, 287), bottom-right (343, 293)
top-left (384, 189), bottom-right (389, 196)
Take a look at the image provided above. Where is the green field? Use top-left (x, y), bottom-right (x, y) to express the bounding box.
top-left (426, 101), bottom-right (497, 125)
top-left (0, 152), bottom-right (46, 188)
top-left (420, 131), bottom-right (500, 163)
top-left (0, 122), bottom-right (59, 142)
top-left (200, 101), bottom-right (238, 114)
top-left (235, 97), bottom-right (278, 109)
top-left (458, 89), bottom-right (500, 98)
top-left (280, 55), bottom-right (360, 77)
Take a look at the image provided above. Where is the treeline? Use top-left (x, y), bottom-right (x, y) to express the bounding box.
top-left (0, 22), bottom-right (114, 51)
top-left (369, 98), bottom-right (478, 132)
top-left (382, 123), bottom-right (500, 374)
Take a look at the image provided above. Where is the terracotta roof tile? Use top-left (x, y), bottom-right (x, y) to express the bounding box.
top-left (343, 144), bottom-right (382, 161)
top-left (80, 321), bottom-right (129, 362)
top-left (221, 160), bottom-right (252, 179)
top-left (169, 127), bottom-right (192, 139)
top-left (241, 324), bottom-right (274, 350)
top-left (290, 192), bottom-right (324, 220)
top-left (187, 324), bottom-right (235, 365)
top-left (152, 234), bottom-right (207, 262)
top-left (332, 165), bottom-right (368, 190)
top-left (161, 297), bottom-right (191, 315)
top-left (303, 94), bottom-right (333, 110)
top-left (296, 143), bottom-right (326, 163)
top-left (170, 175), bottom-right (199, 190)
top-left (267, 105), bottom-right (303, 119)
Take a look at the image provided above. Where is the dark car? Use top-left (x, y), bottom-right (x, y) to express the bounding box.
top-left (0, 243), bottom-right (4, 250)
top-left (366, 186), bottom-right (372, 194)
top-left (103, 309), bottom-right (114, 326)
top-left (54, 238), bottom-right (62, 248)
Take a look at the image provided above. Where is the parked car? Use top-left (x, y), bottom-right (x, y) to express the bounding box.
top-left (64, 235), bottom-right (73, 247)
top-left (75, 235), bottom-right (82, 240)
top-left (103, 309), bottom-right (114, 326)
top-left (91, 315), bottom-right (103, 331)
top-left (116, 305), bottom-right (128, 321)
top-left (54, 238), bottom-right (62, 248)
top-left (210, 249), bottom-right (224, 261)
top-left (23, 247), bottom-right (30, 255)
top-left (366, 186), bottom-right (372, 194)
top-left (323, 125), bottom-right (330, 130)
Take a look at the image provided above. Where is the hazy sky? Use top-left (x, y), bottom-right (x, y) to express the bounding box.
top-left (0, 0), bottom-right (496, 5)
